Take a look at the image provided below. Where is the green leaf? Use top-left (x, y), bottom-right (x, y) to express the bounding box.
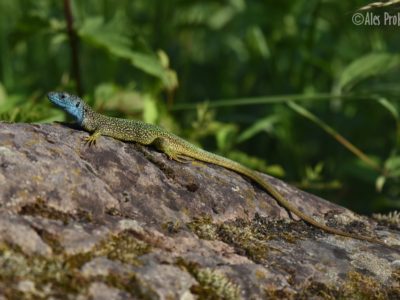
top-left (216, 124), bottom-right (237, 152)
top-left (0, 95), bottom-right (22, 115)
top-left (237, 115), bottom-right (279, 143)
top-left (229, 0), bottom-right (246, 11)
top-left (246, 26), bottom-right (270, 58)
top-left (78, 13), bottom-right (177, 90)
top-left (143, 94), bottom-right (158, 124)
top-left (335, 53), bottom-right (400, 94)
top-left (305, 162), bottom-right (324, 182)
top-left (128, 52), bottom-right (168, 81)
top-left (385, 156), bottom-right (400, 177)
top-left (375, 175), bottom-right (386, 192)
top-left (0, 83), bottom-right (7, 106)
top-left (377, 97), bottom-right (399, 121)
top-left (208, 6), bottom-right (236, 29)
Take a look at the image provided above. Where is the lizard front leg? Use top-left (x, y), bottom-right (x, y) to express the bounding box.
top-left (152, 137), bottom-right (192, 163)
top-left (84, 130), bottom-right (102, 147)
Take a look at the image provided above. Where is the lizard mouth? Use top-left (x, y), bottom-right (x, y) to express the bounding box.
top-left (47, 92), bottom-right (68, 108)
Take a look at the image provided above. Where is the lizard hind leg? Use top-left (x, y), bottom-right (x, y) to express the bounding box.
top-left (152, 137), bottom-right (192, 163)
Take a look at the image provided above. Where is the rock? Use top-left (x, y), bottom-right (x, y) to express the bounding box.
top-left (0, 213), bottom-right (52, 256)
top-left (133, 263), bottom-right (196, 299)
top-left (81, 257), bottom-right (135, 278)
top-left (87, 282), bottom-right (132, 300)
top-left (0, 122), bottom-right (399, 299)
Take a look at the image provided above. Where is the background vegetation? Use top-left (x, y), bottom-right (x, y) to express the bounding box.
top-left (1, 0), bottom-right (400, 215)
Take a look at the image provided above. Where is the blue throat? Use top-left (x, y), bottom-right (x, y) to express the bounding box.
top-left (64, 104), bottom-right (85, 125)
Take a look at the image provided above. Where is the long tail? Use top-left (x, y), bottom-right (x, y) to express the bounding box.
top-left (183, 147), bottom-right (388, 247)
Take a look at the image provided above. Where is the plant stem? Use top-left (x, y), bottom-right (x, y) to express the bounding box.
top-left (63, 0), bottom-right (83, 96)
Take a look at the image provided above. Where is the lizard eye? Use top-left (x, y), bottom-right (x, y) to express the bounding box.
top-left (61, 94), bottom-right (66, 99)
top-left (75, 102), bottom-right (80, 108)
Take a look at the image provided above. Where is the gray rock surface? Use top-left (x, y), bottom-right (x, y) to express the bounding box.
top-left (0, 122), bottom-right (399, 299)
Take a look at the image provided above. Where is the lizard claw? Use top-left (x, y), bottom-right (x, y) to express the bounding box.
top-left (175, 155), bottom-right (192, 164)
top-left (84, 135), bottom-right (97, 147)
top-left (83, 131), bottom-right (101, 147)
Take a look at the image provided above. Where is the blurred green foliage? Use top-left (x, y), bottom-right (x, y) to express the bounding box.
top-left (1, 0), bottom-right (400, 214)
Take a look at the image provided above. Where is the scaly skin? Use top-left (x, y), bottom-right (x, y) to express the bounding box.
top-left (47, 91), bottom-right (389, 247)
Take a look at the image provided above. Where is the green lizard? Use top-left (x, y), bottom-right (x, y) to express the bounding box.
top-left (47, 91), bottom-right (389, 247)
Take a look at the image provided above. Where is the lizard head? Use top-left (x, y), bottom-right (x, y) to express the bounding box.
top-left (47, 92), bottom-right (87, 125)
